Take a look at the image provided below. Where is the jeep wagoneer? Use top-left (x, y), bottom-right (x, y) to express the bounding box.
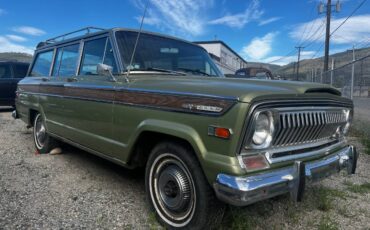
top-left (14, 27), bottom-right (358, 229)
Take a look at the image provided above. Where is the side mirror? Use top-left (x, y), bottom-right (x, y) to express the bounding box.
top-left (97, 63), bottom-right (113, 76)
top-left (97, 63), bottom-right (116, 82)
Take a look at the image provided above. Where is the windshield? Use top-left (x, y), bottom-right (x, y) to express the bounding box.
top-left (115, 31), bottom-right (223, 77)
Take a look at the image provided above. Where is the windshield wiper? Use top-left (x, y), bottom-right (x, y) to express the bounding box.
top-left (126, 67), bottom-right (186, 76)
top-left (176, 68), bottom-right (211, 76)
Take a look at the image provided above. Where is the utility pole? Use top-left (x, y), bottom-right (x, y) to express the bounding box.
top-left (295, 46), bottom-right (304, 81)
top-left (318, 0), bottom-right (341, 72)
top-left (351, 45), bottom-right (355, 99)
top-left (324, 0), bottom-right (332, 72)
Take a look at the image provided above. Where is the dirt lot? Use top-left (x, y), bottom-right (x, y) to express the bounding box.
top-left (0, 109), bottom-right (369, 229)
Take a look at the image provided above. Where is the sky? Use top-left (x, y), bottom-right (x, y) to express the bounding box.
top-left (1, 0), bottom-right (370, 65)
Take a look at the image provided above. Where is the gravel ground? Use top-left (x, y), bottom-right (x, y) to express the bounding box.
top-left (0, 109), bottom-right (369, 229)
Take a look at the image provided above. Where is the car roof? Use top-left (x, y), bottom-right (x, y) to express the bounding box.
top-left (36, 27), bottom-right (207, 53)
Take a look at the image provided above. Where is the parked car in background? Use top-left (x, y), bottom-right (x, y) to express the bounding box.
top-left (226, 67), bottom-right (275, 80)
top-left (0, 61), bottom-right (29, 107)
top-left (14, 27), bottom-right (358, 229)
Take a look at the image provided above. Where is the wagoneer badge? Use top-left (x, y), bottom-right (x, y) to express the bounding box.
top-left (182, 103), bottom-right (223, 112)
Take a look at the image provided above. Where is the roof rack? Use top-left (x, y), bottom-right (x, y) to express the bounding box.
top-left (45, 26), bottom-right (106, 43)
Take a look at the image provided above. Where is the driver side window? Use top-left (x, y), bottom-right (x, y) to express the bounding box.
top-left (79, 37), bottom-right (117, 75)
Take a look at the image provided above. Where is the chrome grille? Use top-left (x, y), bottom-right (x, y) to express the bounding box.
top-left (272, 109), bottom-right (348, 147)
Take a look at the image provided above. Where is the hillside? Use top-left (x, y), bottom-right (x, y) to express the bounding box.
top-left (245, 62), bottom-right (281, 72)
top-left (0, 52), bottom-right (33, 63)
top-left (276, 47), bottom-right (370, 80)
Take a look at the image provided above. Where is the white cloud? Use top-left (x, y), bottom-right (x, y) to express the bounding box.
top-left (241, 32), bottom-right (277, 60)
top-left (258, 17), bottom-right (282, 26)
top-left (132, 0), bottom-right (213, 37)
top-left (12, 26), bottom-right (46, 36)
top-left (0, 8), bottom-right (6, 16)
top-left (135, 15), bottom-right (161, 26)
top-left (290, 14), bottom-right (370, 45)
top-left (208, 0), bottom-right (263, 28)
top-left (0, 36), bottom-right (34, 54)
top-left (6, 34), bottom-right (27, 42)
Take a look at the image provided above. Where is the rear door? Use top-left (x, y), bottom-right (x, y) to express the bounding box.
top-left (0, 63), bottom-right (13, 105)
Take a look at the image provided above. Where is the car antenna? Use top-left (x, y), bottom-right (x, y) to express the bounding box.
top-left (126, 0), bottom-right (150, 80)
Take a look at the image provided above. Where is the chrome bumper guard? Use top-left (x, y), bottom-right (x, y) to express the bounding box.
top-left (214, 145), bottom-right (358, 206)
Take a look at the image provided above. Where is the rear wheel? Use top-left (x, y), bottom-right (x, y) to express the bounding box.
top-left (33, 113), bottom-right (58, 153)
top-left (145, 142), bottom-right (225, 229)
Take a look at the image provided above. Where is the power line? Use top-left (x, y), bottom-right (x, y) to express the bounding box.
top-left (296, 5), bottom-right (318, 47)
top-left (301, 19), bottom-right (327, 48)
top-left (267, 18), bottom-right (326, 65)
top-left (299, 0), bottom-right (368, 70)
top-left (330, 0), bottom-right (368, 37)
top-left (267, 49), bottom-right (296, 64)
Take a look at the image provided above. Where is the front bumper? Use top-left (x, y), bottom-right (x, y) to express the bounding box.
top-left (214, 145), bottom-right (358, 206)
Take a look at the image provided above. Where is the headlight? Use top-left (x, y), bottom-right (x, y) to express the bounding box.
top-left (251, 111), bottom-right (274, 149)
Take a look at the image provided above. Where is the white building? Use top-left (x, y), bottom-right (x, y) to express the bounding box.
top-left (194, 40), bottom-right (248, 74)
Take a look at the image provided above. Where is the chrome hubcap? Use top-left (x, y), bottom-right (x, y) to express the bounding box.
top-left (158, 165), bottom-right (191, 211)
top-left (35, 115), bottom-right (46, 149)
top-left (150, 154), bottom-right (196, 227)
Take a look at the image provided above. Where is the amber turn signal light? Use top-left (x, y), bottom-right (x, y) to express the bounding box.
top-left (208, 126), bottom-right (232, 139)
top-left (242, 154), bottom-right (269, 171)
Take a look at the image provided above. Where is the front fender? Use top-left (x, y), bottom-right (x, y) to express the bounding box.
top-left (127, 119), bottom-right (243, 184)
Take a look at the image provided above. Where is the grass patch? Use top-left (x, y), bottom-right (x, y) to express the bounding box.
top-left (345, 182), bottom-right (370, 194)
top-left (337, 205), bottom-right (354, 218)
top-left (220, 207), bottom-right (257, 230)
top-left (147, 212), bottom-right (164, 230)
top-left (361, 138), bottom-right (370, 155)
top-left (318, 216), bottom-right (338, 230)
top-left (313, 186), bottom-right (347, 211)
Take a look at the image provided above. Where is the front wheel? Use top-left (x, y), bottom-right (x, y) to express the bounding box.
top-left (33, 113), bottom-right (58, 153)
top-left (145, 142), bottom-right (225, 229)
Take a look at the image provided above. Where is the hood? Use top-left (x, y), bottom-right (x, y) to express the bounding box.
top-left (125, 75), bottom-right (342, 103)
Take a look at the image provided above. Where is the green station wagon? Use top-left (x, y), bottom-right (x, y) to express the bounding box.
top-left (14, 27), bottom-right (358, 229)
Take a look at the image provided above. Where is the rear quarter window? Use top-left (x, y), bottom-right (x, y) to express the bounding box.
top-left (30, 50), bottom-right (54, 77)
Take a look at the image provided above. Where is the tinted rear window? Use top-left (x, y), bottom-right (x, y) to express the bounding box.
top-left (13, 64), bottom-right (29, 78)
top-left (30, 50), bottom-right (54, 77)
top-left (0, 63), bottom-right (12, 78)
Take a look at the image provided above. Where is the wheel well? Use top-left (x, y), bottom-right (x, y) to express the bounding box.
top-left (129, 131), bottom-right (196, 168)
top-left (29, 109), bottom-right (38, 127)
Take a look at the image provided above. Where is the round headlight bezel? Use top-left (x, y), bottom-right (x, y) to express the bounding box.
top-left (250, 111), bottom-right (275, 149)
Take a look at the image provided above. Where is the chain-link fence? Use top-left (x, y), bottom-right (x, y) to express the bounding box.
top-left (309, 54), bottom-right (370, 99)
top-left (277, 52), bottom-right (370, 98)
